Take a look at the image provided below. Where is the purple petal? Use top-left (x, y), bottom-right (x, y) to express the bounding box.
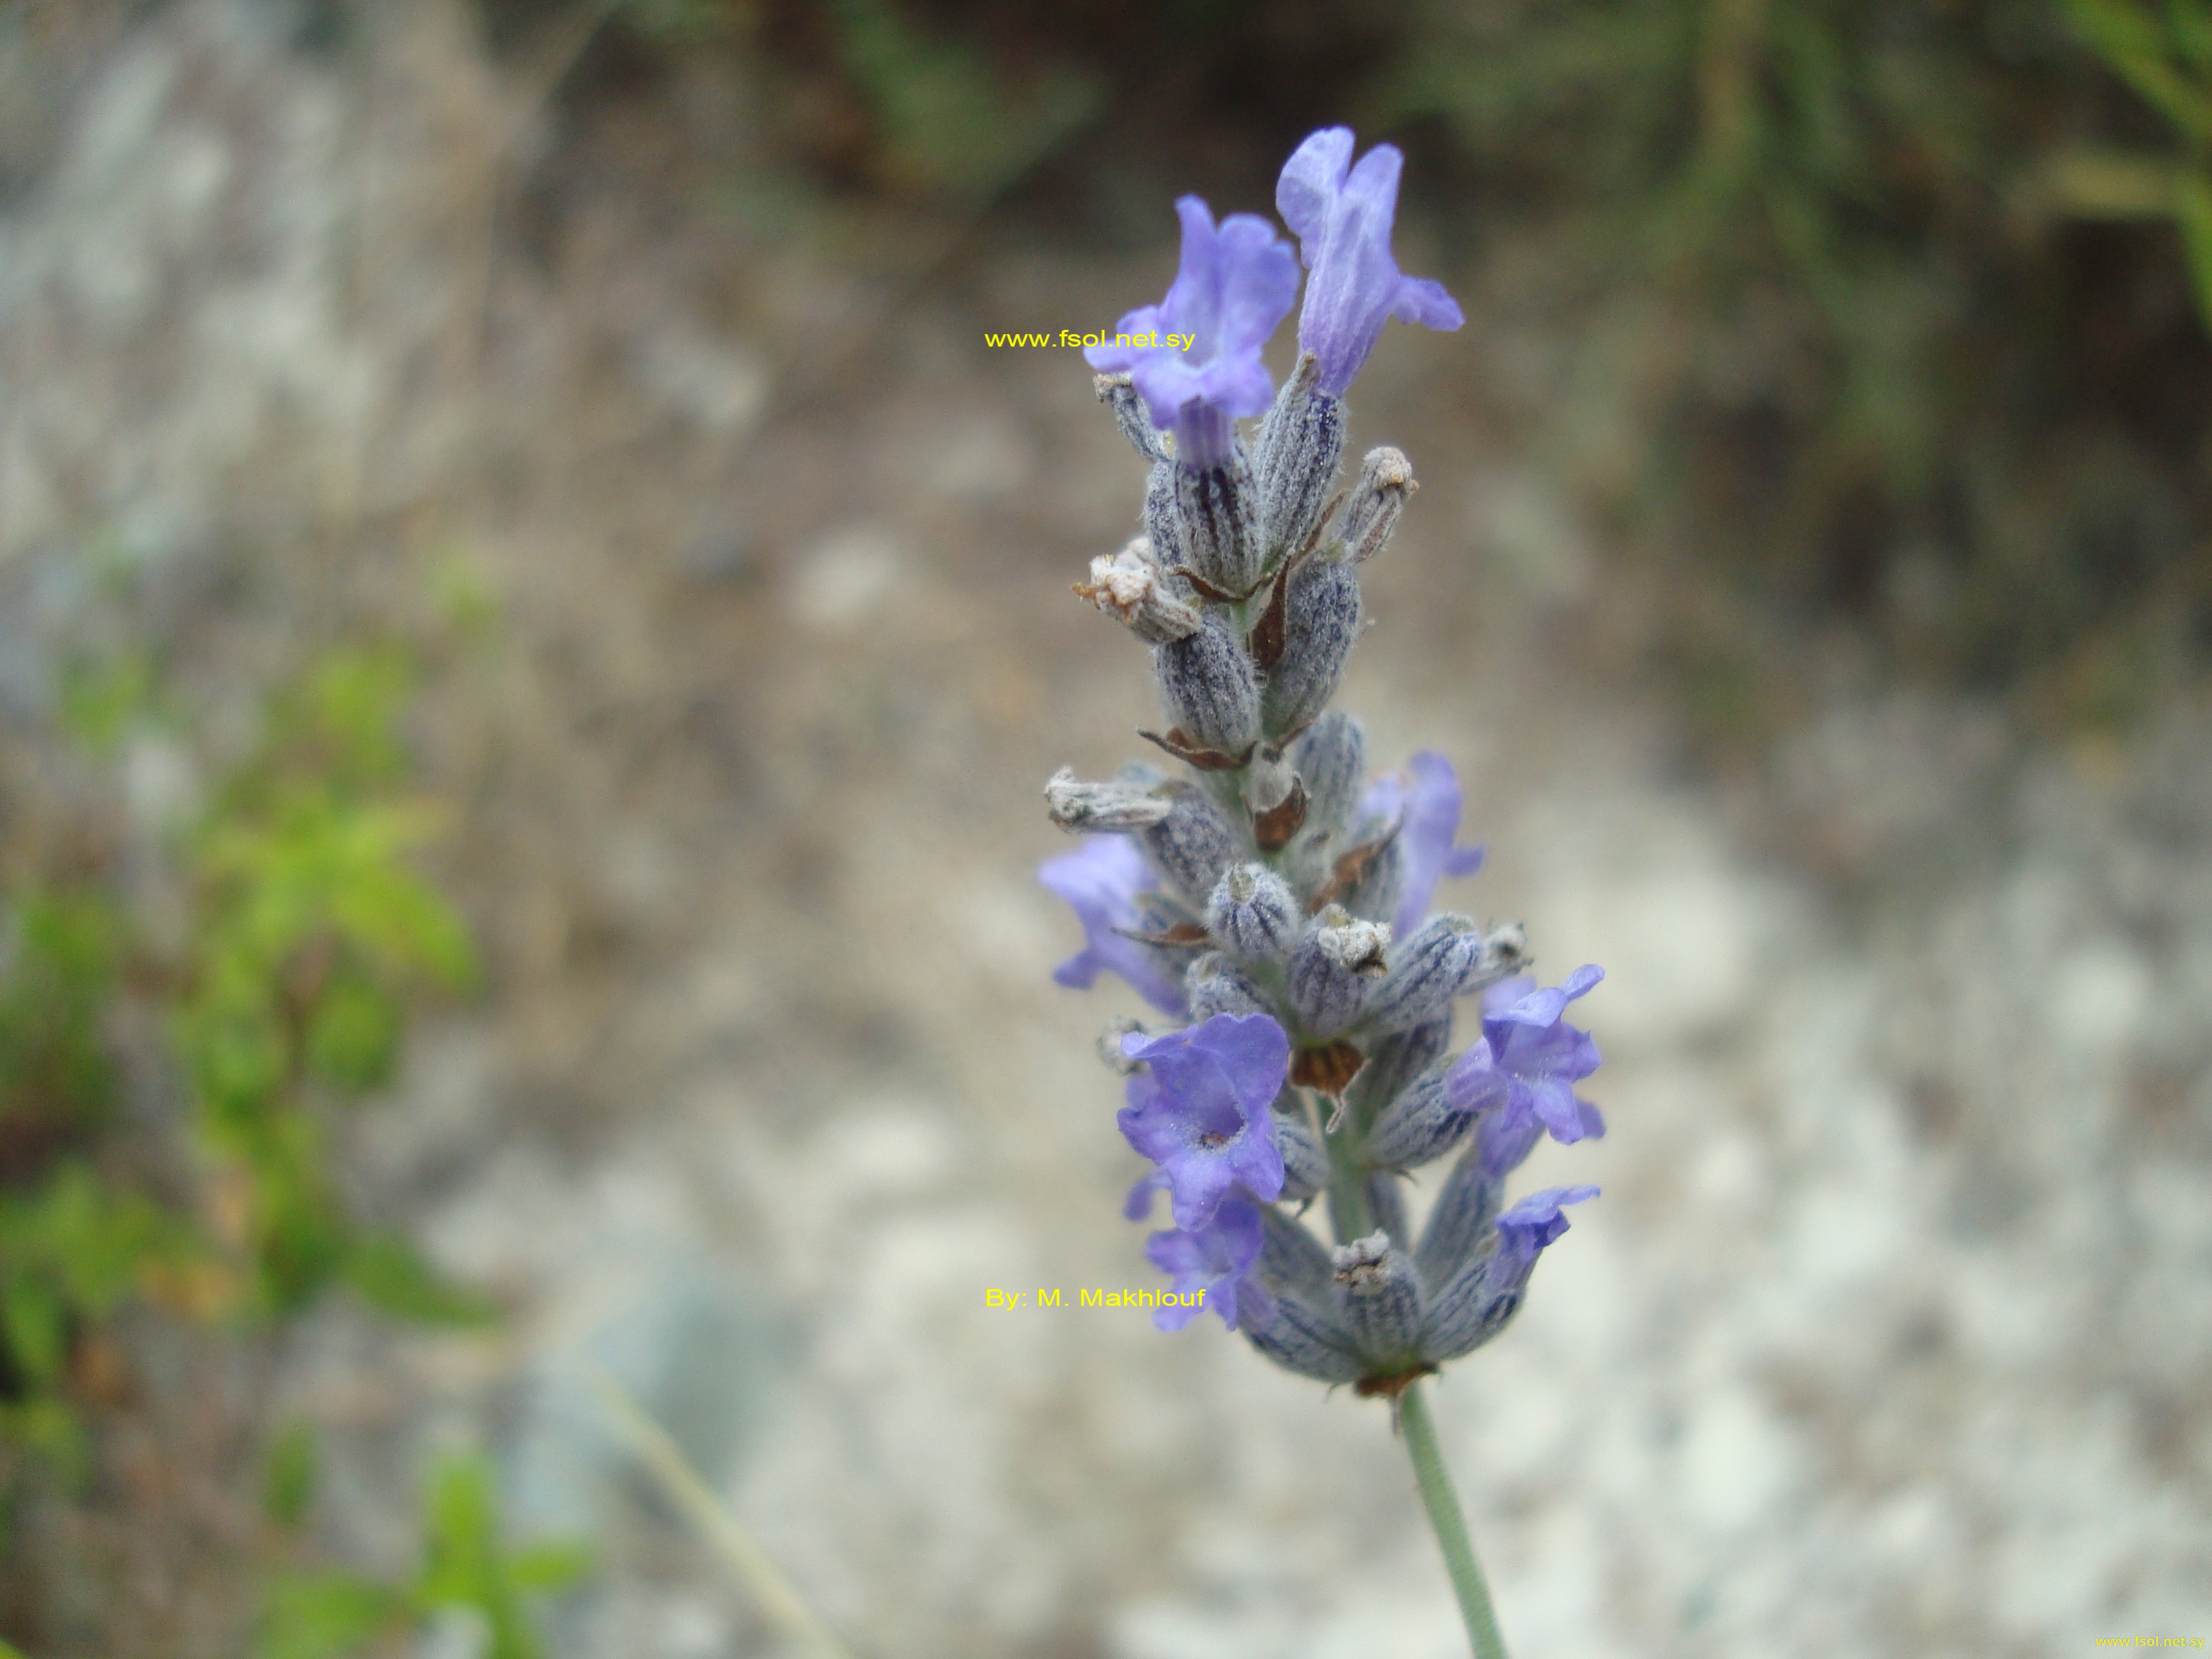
top-left (1391, 751), bottom-right (1485, 935)
top-left (1276, 129), bottom-right (1462, 396)
top-left (1127, 1015), bottom-right (1292, 1121)
top-left (1488, 1183), bottom-right (1599, 1290)
top-left (1125, 1169), bottom-right (1170, 1222)
top-left (1143, 1197), bottom-right (1271, 1331)
top-left (1498, 1184), bottom-right (1599, 1251)
top-left (1038, 837), bottom-right (1190, 1017)
top-left (1391, 276), bottom-right (1465, 331)
top-left (1275, 127), bottom-right (1354, 246)
top-left (1091, 196), bottom-right (1299, 451)
top-left (1443, 1037), bottom-right (1511, 1116)
top-left (1117, 1016), bottom-right (1290, 1228)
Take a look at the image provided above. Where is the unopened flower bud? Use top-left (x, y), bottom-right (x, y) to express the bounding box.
top-left (1332, 1232), bottom-right (1424, 1364)
top-left (1242, 1208), bottom-right (1360, 1377)
top-left (1287, 906), bottom-right (1388, 1038)
top-left (1420, 1186), bottom-right (1595, 1362)
top-left (1044, 767), bottom-right (1175, 833)
top-left (1367, 1172), bottom-right (1410, 1249)
top-left (1318, 913), bottom-right (1391, 975)
top-left (1175, 452), bottom-right (1263, 596)
top-left (1289, 711), bottom-right (1367, 843)
top-left (1262, 557), bottom-right (1362, 739)
top-left (1363, 913), bottom-right (1519, 1033)
top-left (1186, 950), bottom-right (1272, 1021)
top-left (1145, 461), bottom-right (1182, 570)
top-left (1246, 1290), bottom-right (1367, 1382)
top-left (1362, 1067), bottom-right (1472, 1169)
top-left (1272, 1089), bottom-right (1329, 1202)
top-left (1252, 353), bottom-right (1344, 560)
top-left (1414, 1148), bottom-right (1502, 1287)
top-left (1154, 614), bottom-right (1260, 758)
top-left (1095, 372), bottom-right (1167, 462)
top-left (1076, 539), bottom-right (1201, 644)
top-left (1206, 863), bottom-right (1300, 963)
top-left (1140, 783), bottom-right (1238, 906)
top-left (1346, 1019), bottom-right (1453, 1128)
top-left (1339, 446), bottom-right (1416, 565)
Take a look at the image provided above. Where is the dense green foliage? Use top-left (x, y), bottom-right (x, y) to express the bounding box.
top-left (1, 641), bottom-right (556, 1655)
top-left (259, 1452), bottom-right (590, 1659)
top-left (1, 644), bottom-right (485, 1478)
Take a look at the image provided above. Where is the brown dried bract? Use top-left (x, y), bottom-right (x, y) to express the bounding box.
top-left (1251, 775), bottom-right (1308, 852)
top-left (1137, 727), bottom-right (1255, 772)
top-left (1246, 551), bottom-right (1299, 670)
top-left (1179, 567), bottom-right (1270, 606)
top-left (1108, 921), bottom-right (1212, 947)
top-left (1290, 1039), bottom-right (1364, 1094)
top-left (1356, 1363), bottom-right (1439, 1401)
top-left (1306, 821), bottom-right (1403, 912)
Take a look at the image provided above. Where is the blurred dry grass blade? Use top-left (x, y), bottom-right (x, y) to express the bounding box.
top-left (588, 1369), bottom-right (858, 1659)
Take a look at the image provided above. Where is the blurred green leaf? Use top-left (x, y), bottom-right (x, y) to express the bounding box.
top-left (343, 1236), bottom-right (498, 1328)
top-left (826, 0), bottom-right (1101, 202)
top-left (264, 1419), bottom-right (320, 1529)
top-left (58, 652), bottom-right (156, 756)
top-left (258, 1568), bottom-right (404, 1659)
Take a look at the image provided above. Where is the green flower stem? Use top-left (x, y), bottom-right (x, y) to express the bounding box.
top-left (1398, 1380), bottom-right (1511, 1659)
top-left (1318, 1088), bottom-right (1372, 1244)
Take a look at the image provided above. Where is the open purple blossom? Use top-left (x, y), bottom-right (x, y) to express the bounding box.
top-left (1446, 966), bottom-right (1606, 1179)
top-left (1488, 1185), bottom-right (1600, 1297)
top-left (1276, 128), bottom-right (1463, 397)
top-left (1360, 750), bottom-right (1487, 935)
top-left (1083, 197), bottom-right (1301, 467)
top-left (1038, 836), bottom-right (1189, 1017)
top-left (1141, 1195), bottom-right (1274, 1332)
top-left (1118, 1014), bottom-right (1289, 1228)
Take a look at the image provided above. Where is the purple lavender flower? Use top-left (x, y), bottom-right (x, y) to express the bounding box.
top-left (1360, 750), bottom-right (1486, 936)
top-left (1038, 836), bottom-right (1189, 1017)
top-left (1275, 128), bottom-right (1464, 397)
top-left (1445, 966), bottom-right (1606, 1179)
top-left (1143, 1195), bottom-right (1275, 1332)
top-left (1489, 1185), bottom-right (1600, 1296)
top-left (1083, 197), bottom-right (1301, 467)
top-left (1118, 1014), bottom-right (1290, 1228)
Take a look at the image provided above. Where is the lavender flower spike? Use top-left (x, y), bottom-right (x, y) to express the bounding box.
top-left (1043, 127), bottom-right (1601, 1658)
top-left (1038, 836), bottom-right (1189, 1017)
top-left (1118, 1014), bottom-right (1290, 1228)
top-left (1361, 750), bottom-right (1487, 937)
top-left (1447, 965), bottom-right (1607, 1180)
top-left (1277, 128), bottom-right (1464, 397)
top-left (1084, 197), bottom-right (1300, 467)
top-left (1143, 1197), bottom-right (1275, 1332)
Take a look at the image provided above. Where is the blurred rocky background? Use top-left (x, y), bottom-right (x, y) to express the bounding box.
top-left (1, 0), bottom-right (2208, 1655)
